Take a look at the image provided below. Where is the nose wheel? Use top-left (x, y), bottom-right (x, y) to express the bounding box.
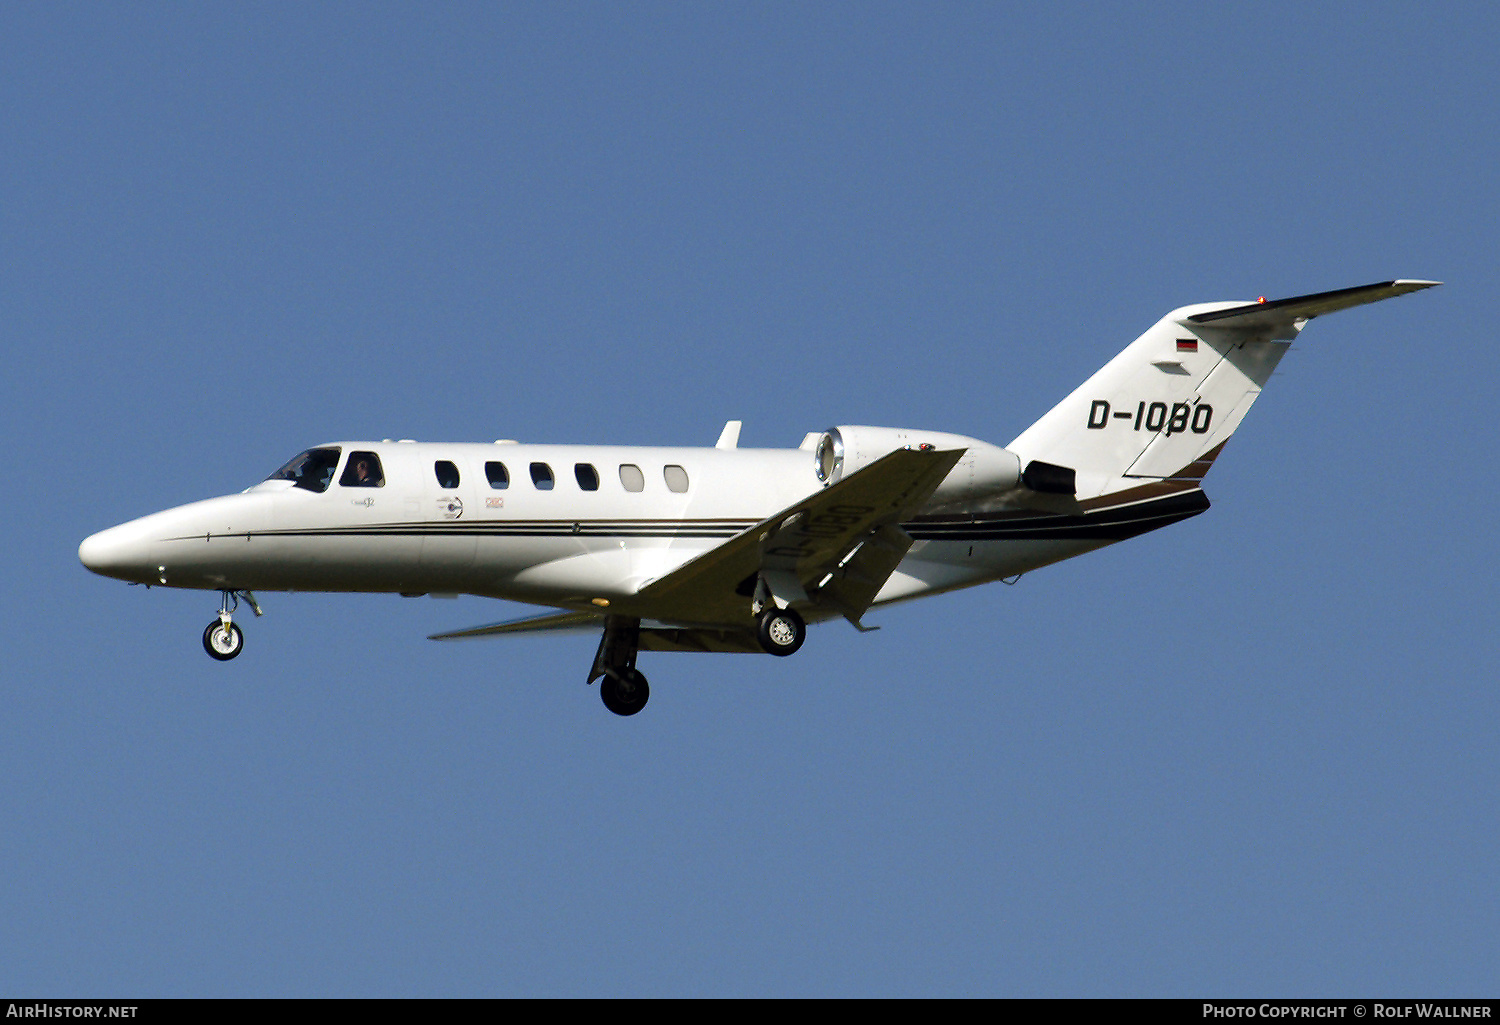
top-left (202, 589), bottom-right (261, 661)
top-left (203, 619), bottom-right (244, 660)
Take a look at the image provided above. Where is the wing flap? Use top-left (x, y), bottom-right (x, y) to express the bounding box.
top-left (813, 522), bottom-right (913, 628)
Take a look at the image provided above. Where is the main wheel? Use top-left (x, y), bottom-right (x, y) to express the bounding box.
top-left (203, 620), bottom-right (244, 661)
top-left (600, 667), bottom-right (649, 716)
top-left (757, 607), bottom-right (806, 657)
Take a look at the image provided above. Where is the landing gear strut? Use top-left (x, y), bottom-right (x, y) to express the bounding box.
top-left (202, 589), bottom-right (261, 661)
top-left (590, 616), bottom-right (649, 716)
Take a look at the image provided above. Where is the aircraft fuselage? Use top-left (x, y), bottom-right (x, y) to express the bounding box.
top-left (79, 438), bottom-right (1141, 619)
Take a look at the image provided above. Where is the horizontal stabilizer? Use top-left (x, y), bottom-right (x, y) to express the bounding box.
top-left (1186, 280), bottom-right (1440, 330)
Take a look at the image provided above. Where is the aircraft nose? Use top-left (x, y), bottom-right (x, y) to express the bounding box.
top-left (79, 522), bottom-right (155, 583)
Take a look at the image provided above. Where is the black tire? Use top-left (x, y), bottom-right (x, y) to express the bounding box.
top-left (203, 620), bottom-right (244, 661)
top-left (600, 668), bottom-right (649, 716)
top-left (757, 607), bottom-right (805, 657)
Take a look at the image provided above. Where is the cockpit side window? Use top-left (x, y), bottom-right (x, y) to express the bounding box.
top-left (266, 447), bottom-right (342, 493)
top-left (338, 451), bottom-right (385, 488)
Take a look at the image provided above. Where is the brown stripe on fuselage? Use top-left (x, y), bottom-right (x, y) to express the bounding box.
top-left (909, 440), bottom-right (1230, 523)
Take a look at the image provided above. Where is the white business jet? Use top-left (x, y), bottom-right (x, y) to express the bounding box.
top-left (80, 280), bottom-right (1438, 715)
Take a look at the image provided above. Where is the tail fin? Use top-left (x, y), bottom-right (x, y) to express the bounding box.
top-left (1007, 280), bottom-right (1439, 500)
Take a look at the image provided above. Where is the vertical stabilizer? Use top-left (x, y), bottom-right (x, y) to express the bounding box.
top-left (1006, 281), bottom-right (1439, 500)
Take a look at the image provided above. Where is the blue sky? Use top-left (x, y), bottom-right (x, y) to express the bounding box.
top-left (2, 2), bottom-right (1495, 996)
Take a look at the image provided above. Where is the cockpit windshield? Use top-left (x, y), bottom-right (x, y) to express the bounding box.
top-left (266, 447), bottom-right (342, 493)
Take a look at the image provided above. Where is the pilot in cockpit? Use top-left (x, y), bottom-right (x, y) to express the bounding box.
top-left (340, 454), bottom-right (383, 488)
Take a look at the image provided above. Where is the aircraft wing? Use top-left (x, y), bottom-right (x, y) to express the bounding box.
top-left (429, 609), bottom-right (603, 640)
top-left (630, 446), bottom-right (965, 627)
top-left (430, 609), bottom-right (769, 652)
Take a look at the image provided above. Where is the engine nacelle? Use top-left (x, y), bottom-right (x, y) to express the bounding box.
top-left (813, 425), bottom-right (1023, 511)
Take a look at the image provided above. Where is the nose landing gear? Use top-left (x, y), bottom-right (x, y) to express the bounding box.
top-left (202, 589), bottom-right (262, 661)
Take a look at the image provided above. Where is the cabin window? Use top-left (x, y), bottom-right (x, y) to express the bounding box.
top-left (266, 447), bottom-right (341, 494)
top-left (530, 462), bottom-right (555, 490)
top-left (338, 451), bottom-right (385, 488)
top-left (575, 463), bottom-right (600, 491)
top-left (618, 464), bottom-right (645, 492)
top-left (485, 461), bottom-right (510, 489)
top-left (434, 461), bottom-right (461, 489)
top-left (664, 465), bottom-right (690, 493)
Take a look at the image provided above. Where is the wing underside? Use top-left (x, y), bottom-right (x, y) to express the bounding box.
top-left (429, 609), bottom-right (765, 651)
top-left (429, 609), bottom-right (603, 640)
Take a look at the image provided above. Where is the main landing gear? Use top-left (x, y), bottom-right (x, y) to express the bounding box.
top-left (591, 616), bottom-right (649, 716)
top-left (586, 603), bottom-right (807, 716)
top-left (202, 589), bottom-right (262, 661)
top-left (600, 667), bottom-right (650, 716)
top-left (756, 606), bottom-right (806, 657)
top-left (749, 573), bottom-right (807, 657)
